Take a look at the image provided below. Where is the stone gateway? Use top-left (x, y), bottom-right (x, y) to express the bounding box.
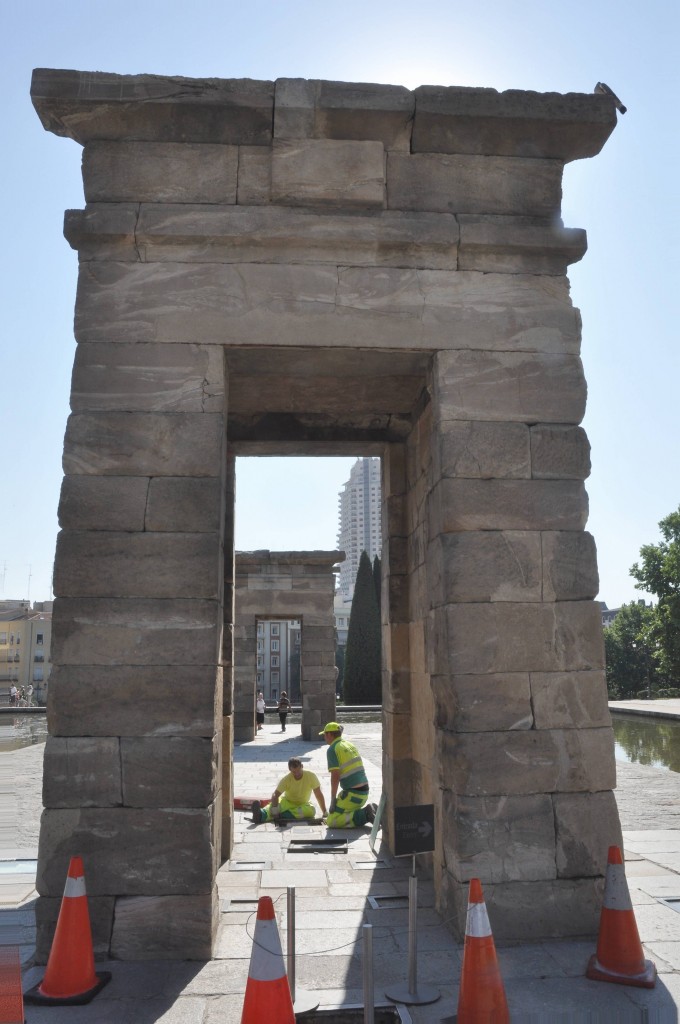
top-left (31, 68), bottom-right (623, 959)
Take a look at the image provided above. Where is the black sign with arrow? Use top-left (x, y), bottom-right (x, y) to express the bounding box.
top-left (393, 804), bottom-right (435, 857)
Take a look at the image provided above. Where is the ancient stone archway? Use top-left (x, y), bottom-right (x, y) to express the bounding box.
top-left (32, 68), bottom-right (622, 959)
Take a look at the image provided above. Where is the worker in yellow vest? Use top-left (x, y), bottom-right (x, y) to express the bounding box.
top-left (320, 722), bottom-right (377, 828)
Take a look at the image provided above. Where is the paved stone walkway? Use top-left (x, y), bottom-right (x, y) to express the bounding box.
top-left (5, 719), bottom-right (680, 1021)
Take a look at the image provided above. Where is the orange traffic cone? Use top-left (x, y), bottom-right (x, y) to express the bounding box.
top-left (241, 895), bottom-right (294, 1024)
top-left (24, 855), bottom-right (111, 1006)
top-left (586, 845), bottom-right (656, 988)
top-left (0, 946), bottom-right (24, 1024)
top-left (456, 878), bottom-right (509, 1024)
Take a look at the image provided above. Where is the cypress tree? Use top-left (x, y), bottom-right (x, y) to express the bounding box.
top-left (372, 555), bottom-right (382, 615)
top-left (343, 550), bottom-right (382, 704)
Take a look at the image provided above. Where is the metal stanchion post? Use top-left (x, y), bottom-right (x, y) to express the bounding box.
top-left (384, 861), bottom-right (440, 1006)
top-left (286, 885), bottom-right (319, 1016)
top-left (363, 922), bottom-right (374, 1024)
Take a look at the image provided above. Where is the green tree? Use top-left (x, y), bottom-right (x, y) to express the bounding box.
top-left (603, 602), bottom-right (657, 699)
top-left (372, 555), bottom-right (382, 616)
top-left (631, 505), bottom-right (680, 687)
top-left (343, 551), bottom-right (382, 704)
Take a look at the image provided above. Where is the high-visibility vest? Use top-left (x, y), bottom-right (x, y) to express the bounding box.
top-left (331, 738), bottom-right (368, 788)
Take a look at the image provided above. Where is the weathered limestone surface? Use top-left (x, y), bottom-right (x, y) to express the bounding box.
top-left (73, 263), bottom-right (582, 353)
top-left (32, 68), bottom-right (621, 954)
top-left (271, 139), bottom-right (385, 208)
top-left (37, 806), bottom-right (218, 895)
top-left (54, 531), bottom-right (221, 599)
top-left (110, 893), bottom-right (219, 960)
top-left (35, 896), bottom-right (115, 963)
top-left (43, 737), bottom-right (122, 807)
top-left (430, 600), bottom-right (605, 675)
top-left (51, 598), bottom-right (222, 666)
top-left (442, 792), bottom-right (557, 882)
top-left (83, 141), bottom-right (239, 203)
top-left (63, 412), bottom-right (224, 476)
top-left (47, 664), bottom-right (221, 737)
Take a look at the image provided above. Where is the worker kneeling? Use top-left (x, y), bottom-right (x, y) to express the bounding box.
top-left (321, 722), bottom-right (377, 828)
top-left (252, 757), bottom-right (327, 824)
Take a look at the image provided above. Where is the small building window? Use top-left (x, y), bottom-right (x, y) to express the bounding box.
top-left (271, 639), bottom-right (280, 652)
top-left (271, 624), bottom-right (280, 636)
top-left (36, 633), bottom-right (44, 646)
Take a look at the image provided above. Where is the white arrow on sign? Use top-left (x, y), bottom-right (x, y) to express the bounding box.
top-left (418, 822), bottom-right (433, 838)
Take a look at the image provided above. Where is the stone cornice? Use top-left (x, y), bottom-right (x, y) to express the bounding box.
top-left (31, 69), bottom-right (618, 162)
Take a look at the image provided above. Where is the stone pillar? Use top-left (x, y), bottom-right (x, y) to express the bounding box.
top-left (233, 552), bottom-right (340, 741)
top-left (427, 347), bottom-right (621, 940)
top-left (38, 339), bottom-right (227, 960)
top-left (221, 453), bottom-right (236, 860)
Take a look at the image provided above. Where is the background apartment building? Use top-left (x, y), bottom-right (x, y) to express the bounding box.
top-left (0, 600), bottom-right (52, 703)
top-left (336, 457), bottom-right (382, 600)
top-left (256, 618), bottom-right (301, 702)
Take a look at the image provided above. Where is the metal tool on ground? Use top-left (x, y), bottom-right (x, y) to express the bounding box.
top-left (241, 895), bottom-right (295, 1023)
top-left (0, 946), bottom-right (24, 1024)
top-left (234, 796), bottom-right (270, 811)
top-left (586, 845), bottom-right (656, 988)
top-left (24, 855), bottom-right (111, 1006)
top-left (286, 885), bottom-right (319, 1016)
top-left (368, 792), bottom-right (386, 855)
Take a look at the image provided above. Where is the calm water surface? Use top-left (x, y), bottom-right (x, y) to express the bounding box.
top-left (612, 713), bottom-right (680, 773)
top-left (0, 713), bottom-right (48, 751)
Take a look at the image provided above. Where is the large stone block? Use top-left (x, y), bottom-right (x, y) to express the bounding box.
top-left (63, 412), bottom-right (224, 476)
top-left (433, 600), bottom-right (605, 676)
top-left (554, 791), bottom-right (622, 878)
top-left (387, 152), bottom-right (562, 216)
top-left (35, 895), bottom-right (114, 963)
top-left (237, 145), bottom-right (272, 204)
top-left (51, 597), bottom-right (221, 666)
top-left (411, 86), bottom-right (616, 160)
top-left (442, 792), bottom-right (556, 881)
top-left (82, 141), bottom-right (238, 203)
top-left (101, 202), bottom-right (460, 269)
top-left (110, 892), bottom-right (219, 960)
top-left (47, 664), bottom-right (221, 736)
top-left (530, 424), bottom-right (591, 479)
top-left (441, 873), bottom-right (603, 941)
top-left (428, 531), bottom-right (542, 604)
top-left (433, 350), bottom-right (586, 423)
top-left (58, 475), bottom-right (148, 531)
top-left (274, 78), bottom-right (414, 150)
top-left (42, 737), bottom-right (122, 808)
top-left (458, 216), bottom-right (587, 274)
top-left (541, 530), bottom-right (599, 601)
top-left (54, 531), bottom-right (221, 599)
top-left (37, 806), bottom-right (217, 896)
top-left (434, 420), bottom-right (530, 480)
top-left (70, 342), bottom-right (225, 412)
top-left (432, 673), bottom-right (532, 732)
top-left (438, 726), bottom-right (616, 796)
top-left (121, 736), bottom-right (218, 807)
top-left (429, 479), bottom-right (588, 533)
top-left (271, 139), bottom-right (385, 208)
top-left (31, 69), bottom-right (276, 146)
top-left (73, 261), bottom-right (581, 354)
top-left (146, 477), bottom-right (223, 533)
top-left (530, 670), bottom-right (611, 729)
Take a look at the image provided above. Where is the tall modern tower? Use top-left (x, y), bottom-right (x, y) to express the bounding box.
top-left (337, 458), bottom-right (382, 599)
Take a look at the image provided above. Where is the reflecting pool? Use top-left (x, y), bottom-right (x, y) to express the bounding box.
top-left (612, 713), bottom-right (680, 773)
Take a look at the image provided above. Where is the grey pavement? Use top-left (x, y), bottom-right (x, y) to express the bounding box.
top-left (4, 715), bottom-right (680, 1022)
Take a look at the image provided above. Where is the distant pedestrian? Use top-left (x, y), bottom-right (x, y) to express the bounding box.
top-left (256, 691), bottom-right (266, 731)
top-left (26, 683), bottom-right (34, 705)
top-left (9, 684), bottom-right (17, 707)
top-left (277, 691), bottom-right (291, 731)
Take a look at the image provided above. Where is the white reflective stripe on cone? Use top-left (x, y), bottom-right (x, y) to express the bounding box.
top-left (603, 863), bottom-right (633, 911)
top-left (466, 902), bottom-right (492, 938)
top-left (249, 918), bottom-right (286, 982)
top-left (64, 875), bottom-right (87, 898)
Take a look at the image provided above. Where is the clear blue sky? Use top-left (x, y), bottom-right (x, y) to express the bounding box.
top-left (2, 0), bottom-right (678, 607)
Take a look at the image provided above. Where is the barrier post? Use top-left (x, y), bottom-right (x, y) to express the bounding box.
top-left (286, 885), bottom-right (320, 1016)
top-left (384, 857), bottom-right (440, 1006)
top-left (363, 922), bottom-right (374, 1024)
